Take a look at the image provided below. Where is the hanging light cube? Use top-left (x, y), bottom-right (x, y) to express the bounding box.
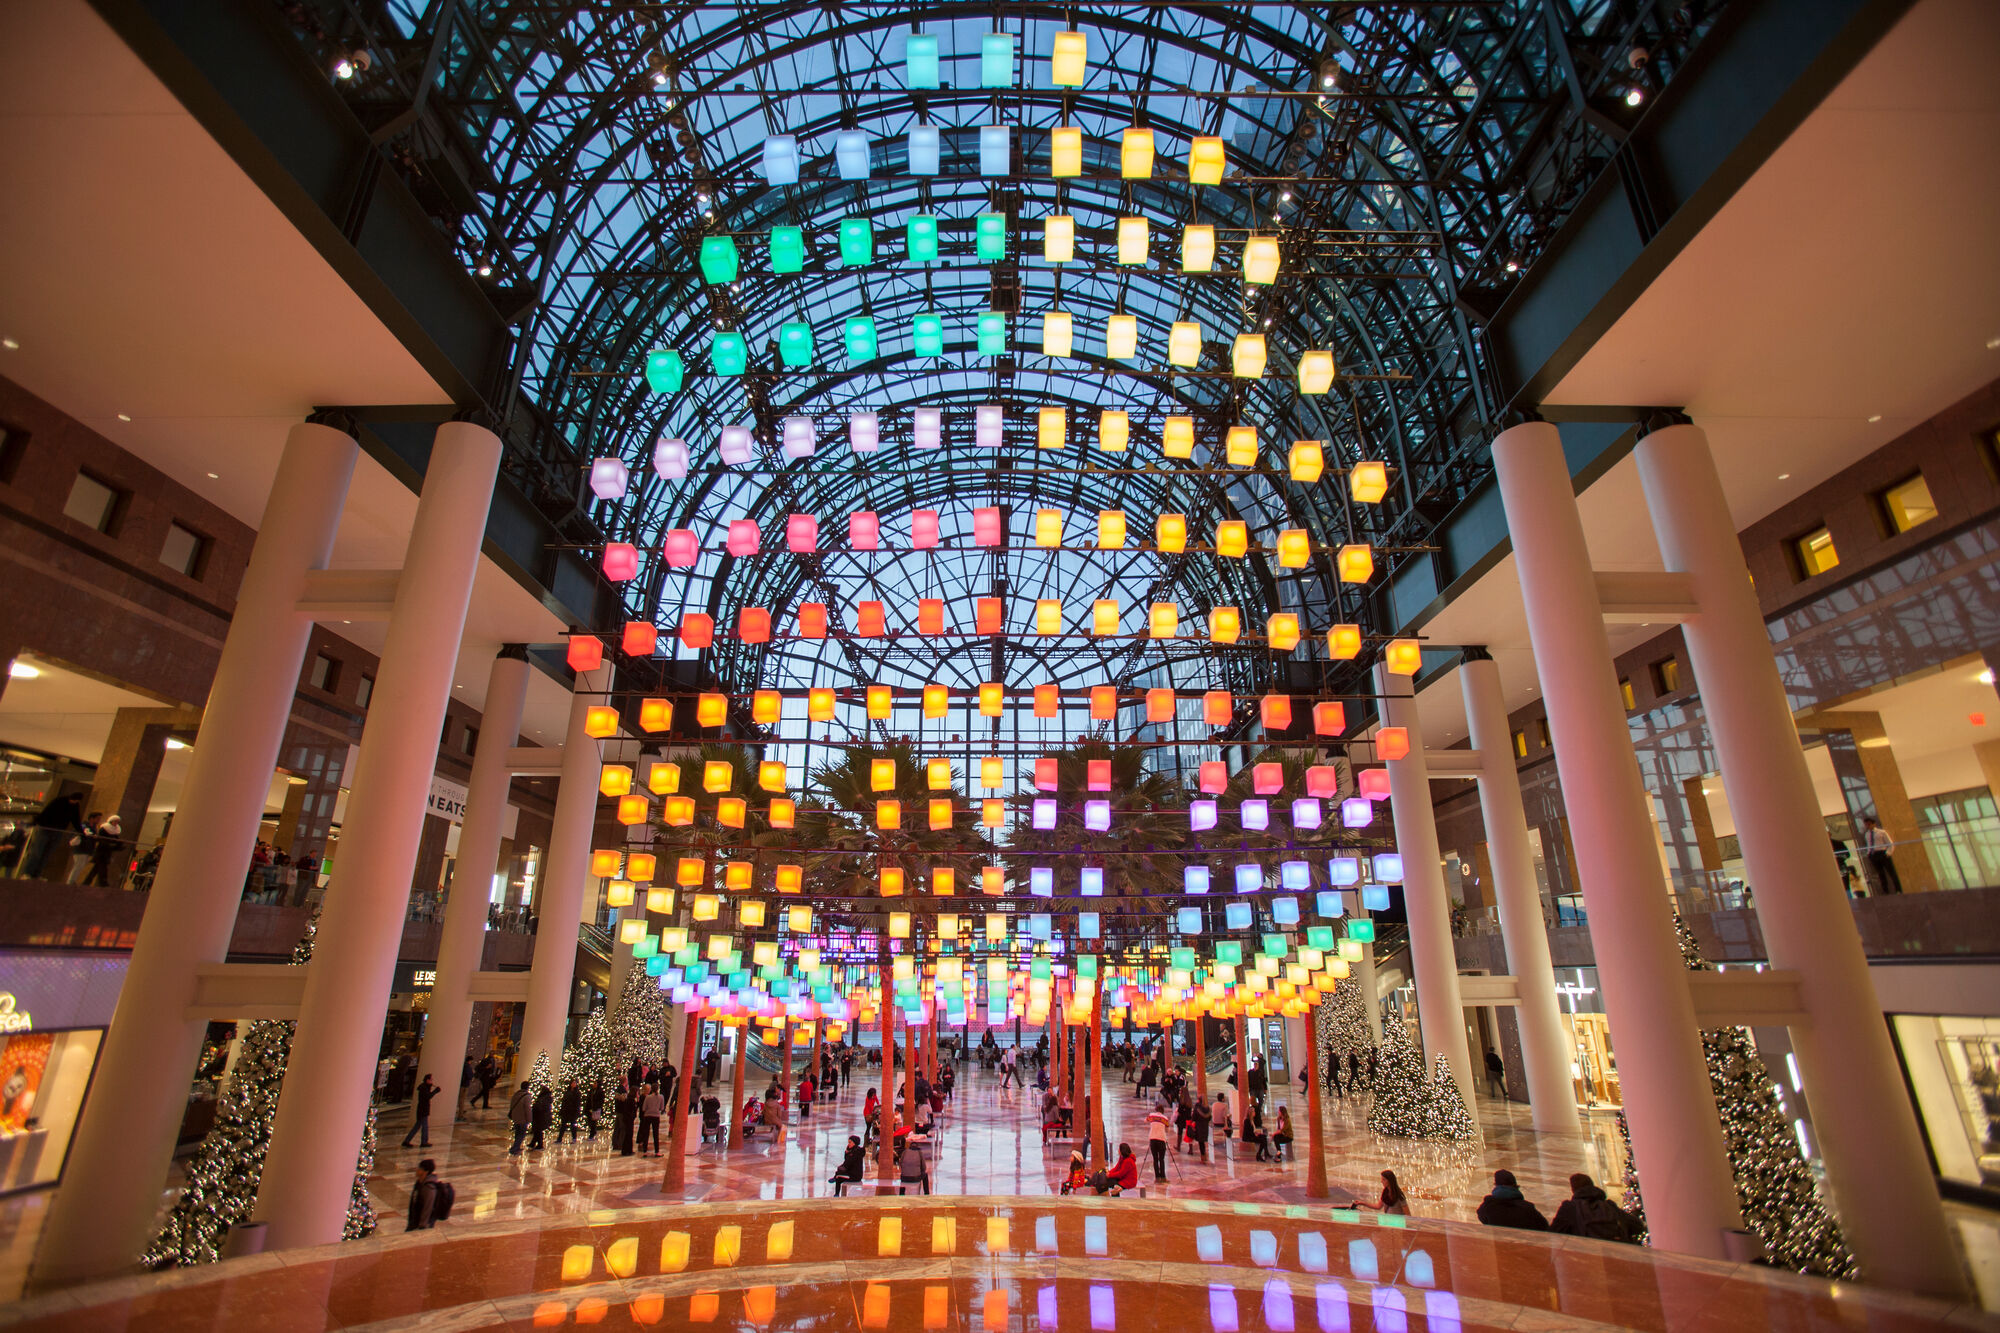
top-left (979, 125), bottom-right (1012, 175)
top-left (616, 794), bottom-right (648, 825)
top-left (698, 235), bottom-right (739, 284)
top-left (1104, 313), bottom-right (1138, 360)
top-left (1188, 136), bottom-right (1226, 184)
top-left (926, 758), bottom-right (951, 790)
top-left (1337, 544), bottom-right (1375, 583)
top-left (601, 543), bottom-right (638, 581)
top-left (663, 528), bottom-right (698, 567)
top-left (599, 765), bottom-right (633, 798)
top-left (910, 509), bottom-right (940, 547)
top-left (1215, 521), bottom-right (1248, 558)
top-left (1375, 727), bottom-right (1410, 761)
top-left (1034, 508), bottom-right (1063, 547)
top-left (844, 316), bottom-right (878, 362)
top-left (1373, 853), bottom-right (1405, 884)
top-left (569, 635), bottom-right (604, 672)
top-left (737, 607), bottom-right (771, 643)
top-left (974, 507), bottom-right (1004, 546)
top-left (1277, 529), bottom-right (1310, 568)
top-left (1116, 216), bottom-right (1149, 264)
top-left (1298, 350), bottom-right (1336, 394)
top-left (1091, 685), bottom-right (1117, 719)
top-left (1242, 234), bottom-right (1280, 285)
top-left (905, 32), bottom-right (939, 88)
top-left (1232, 333), bottom-right (1267, 378)
top-left (1041, 311), bottom-right (1074, 358)
top-left (1049, 127), bottom-right (1082, 177)
top-left (977, 311), bottom-right (1008, 354)
top-left (653, 437), bottom-right (689, 480)
top-left (1384, 639), bottom-right (1422, 675)
top-left (1267, 614), bottom-right (1301, 651)
top-left (1146, 687), bottom-right (1175, 722)
top-left (1289, 441), bottom-right (1325, 483)
top-left (912, 313), bottom-right (945, 357)
top-left (639, 699), bottom-right (673, 734)
top-left (907, 124), bottom-right (940, 175)
top-left (1241, 800), bottom-right (1269, 831)
top-left (1350, 461), bottom-right (1389, 503)
top-left (977, 597), bottom-right (1005, 634)
top-left (644, 348), bottom-right (684, 395)
top-left (1050, 29), bottom-right (1087, 85)
top-left (976, 404), bottom-right (1003, 448)
top-left (1181, 225), bottom-right (1217, 274)
top-left (761, 135), bottom-right (799, 185)
top-left (766, 224), bottom-right (805, 274)
top-left (979, 682), bottom-right (1004, 716)
top-left (1098, 411), bottom-right (1129, 454)
top-left (1149, 603), bottom-right (1179, 638)
top-left (848, 412), bottom-right (879, 455)
top-left (1292, 799), bottom-right (1323, 830)
top-left (759, 759), bottom-right (788, 791)
top-left (1037, 406), bottom-right (1066, 449)
top-left (1032, 800), bottom-right (1057, 832)
top-left (589, 456), bottom-right (629, 501)
top-left (1306, 764), bottom-right (1338, 796)
top-left (697, 693), bottom-right (727, 727)
top-left (1034, 599), bottom-right (1062, 635)
top-left (785, 512), bottom-right (818, 553)
top-left (1203, 690), bottom-right (1233, 726)
top-left (976, 212), bottom-right (1007, 260)
top-left (1156, 512), bottom-right (1188, 552)
top-left (808, 687), bottom-right (834, 721)
top-left (981, 31), bottom-right (1016, 86)
top-left (1096, 510), bottom-right (1127, 548)
top-left (1211, 607), bottom-right (1241, 643)
top-left (678, 614), bottom-right (713, 650)
top-left (923, 683), bottom-right (947, 718)
top-left (1314, 702), bottom-right (1348, 738)
top-left (1190, 800), bottom-right (1217, 831)
top-left (980, 756), bottom-right (1004, 789)
top-left (724, 519), bottom-right (759, 557)
top-left (711, 331), bottom-right (748, 376)
top-left (855, 601), bottom-right (887, 636)
top-left (869, 758), bottom-right (895, 793)
top-left (1341, 798), bottom-right (1372, 828)
top-left (1034, 683), bottom-right (1058, 717)
top-left (835, 130), bottom-right (871, 179)
top-left (797, 603), bottom-right (828, 637)
top-left (781, 416), bottom-right (816, 459)
top-left (1120, 127), bottom-right (1154, 177)
top-left (1327, 624), bottom-right (1363, 659)
top-left (1168, 321), bottom-right (1202, 367)
top-left (867, 686), bottom-right (891, 719)
top-left (1261, 693), bottom-right (1293, 730)
top-left (917, 599), bottom-right (945, 635)
top-left (1091, 599), bottom-right (1120, 635)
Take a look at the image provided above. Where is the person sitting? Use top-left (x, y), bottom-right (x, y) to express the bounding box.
top-left (1476, 1168), bottom-right (1549, 1231)
top-left (830, 1135), bottom-right (868, 1195)
top-left (913, 1097), bottom-right (935, 1137)
top-left (1360, 1169), bottom-right (1409, 1216)
top-left (1059, 1150), bottom-right (1090, 1195)
top-left (1211, 1093), bottom-right (1233, 1150)
top-left (897, 1136), bottom-right (931, 1195)
top-left (1244, 1105), bottom-right (1271, 1162)
top-left (699, 1093), bottom-right (724, 1143)
top-left (1101, 1143), bottom-right (1139, 1196)
top-left (1549, 1173), bottom-right (1640, 1243)
top-left (1270, 1105), bottom-right (1294, 1160)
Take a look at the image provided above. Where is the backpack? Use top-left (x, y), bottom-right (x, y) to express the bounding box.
top-left (1574, 1197), bottom-right (1636, 1243)
top-left (432, 1180), bottom-right (456, 1222)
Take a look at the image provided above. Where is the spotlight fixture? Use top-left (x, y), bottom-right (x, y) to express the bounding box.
top-left (476, 263), bottom-right (492, 276)
top-left (1504, 257), bottom-right (1520, 273)
top-left (1625, 86), bottom-right (1645, 107)
top-left (331, 49), bottom-right (371, 80)
top-left (1318, 58), bottom-right (1340, 90)
top-left (652, 69), bottom-right (669, 86)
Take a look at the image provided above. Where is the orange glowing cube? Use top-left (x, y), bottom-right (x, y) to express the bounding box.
top-left (678, 857), bottom-right (706, 886)
top-left (697, 693), bottom-right (728, 727)
top-left (976, 597), bottom-right (1005, 634)
top-left (923, 684), bottom-right (948, 718)
top-left (1035, 683), bottom-right (1058, 717)
top-left (1147, 688), bottom-right (1175, 722)
top-left (867, 686), bottom-right (892, 719)
top-left (1215, 521), bottom-right (1248, 558)
top-left (775, 864), bottom-right (804, 893)
top-left (1376, 726), bottom-right (1410, 761)
top-left (638, 698), bottom-right (673, 732)
top-left (758, 760), bottom-right (787, 791)
top-left (1149, 603), bottom-right (1178, 638)
top-left (648, 760), bottom-right (680, 795)
top-left (1384, 638), bottom-right (1422, 675)
top-left (716, 797), bottom-right (746, 828)
top-left (1267, 613), bottom-right (1301, 652)
top-left (1338, 544), bottom-right (1374, 583)
top-left (663, 795), bottom-right (695, 826)
top-left (927, 757), bottom-right (952, 789)
top-left (877, 800), bottom-right (901, 830)
top-left (703, 761), bottom-right (733, 793)
top-left (1277, 529), bottom-right (1310, 568)
top-left (1350, 460), bottom-right (1389, 503)
top-left (871, 758), bottom-right (895, 791)
top-left (1210, 607), bottom-right (1240, 643)
top-left (768, 798), bottom-right (795, 828)
top-left (1327, 624), bottom-right (1363, 659)
top-left (616, 794), bottom-right (648, 825)
top-left (1288, 440), bottom-right (1324, 482)
top-left (918, 598), bottom-right (945, 635)
top-left (808, 687), bottom-right (835, 721)
top-left (933, 867), bottom-right (955, 896)
top-left (738, 607), bottom-right (771, 643)
top-left (585, 706), bottom-right (619, 738)
top-left (1091, 599), bottom-right (1120, 636)
top-left (980, 756), bottom-right (1004, 788)
top-left (979, 682), bottom-right (1003, 716)
top-left (982, 866), bottom-right (1005, 894)
top-left (1161, 415), bottom-right (1195, 457)
top-left (752, 690), bottom-right (781, 724)
top-left (929, 799), bottom-right (953, 831)
top-left (1204, 690), bottom-right (1233, 726)
top-left (590, 849), bottom-right (622, 878)
top-left (983, 799), bottom-right (1005, 828)
top-left (1091, 685), bottom-right (1117, 719)
top-left (1156, 512), bottom-right (1188, 552)
top-left (725, 862), bottom-right (752, 890)
top-left (1261, 694), bottom-right (1293, 730)
top-left (881, 867), bottom-right (906, 897)
top-left (626, 853), bottom-right (656, 882)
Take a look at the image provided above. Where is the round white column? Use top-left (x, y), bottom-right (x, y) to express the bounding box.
top-left (1372, 664), bottom-right (1476, 1111)
top-left (254, 422), bottom-right (501, 1251)
top-left (1458, 654), bottom-right (1581, 1134)
top-left (415, 647), bottom-right (530, 1122)
top-left (33, 421), bottom-right (357, 1286)
top-left (514, 665), bottom-right (611, 1080)
top-left (1491, 419), bottom-right (1739, 1260)
top-left (1636, 421), bottom-right (1965, 1297)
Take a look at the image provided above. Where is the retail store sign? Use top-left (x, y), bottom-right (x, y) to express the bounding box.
top-left (413, 970), bottom-right (436, 989)
top-left (0, 993), bottom-right (32, 1032)
top-left (1554, 976), bottom-right (1598, 1011)
top-left (426, 774), bottom-right (469, 823)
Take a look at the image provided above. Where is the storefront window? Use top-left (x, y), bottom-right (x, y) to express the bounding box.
top-left (1892, 1014), bottom-right (2000, 1188)
top-left (0, 1024), bottom-right (104, 1193)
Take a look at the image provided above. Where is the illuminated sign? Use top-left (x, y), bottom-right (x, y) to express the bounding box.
top-left (0, 993), bottom-right (32, 1032)
top-left (412, 970), bottom-right (437, 989)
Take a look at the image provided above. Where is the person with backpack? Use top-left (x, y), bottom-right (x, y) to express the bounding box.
top-left (1476, 1168), bottom-right (1550, 1231)
top-left (507, 1082), bottom-right (532, 1155)
top-left (1550, 1173), bottom-right (1641, 1243)
top-left (401, 1073), bottom-right (440, 1148)
top-left (406, 1159), bottom-right (454, 1230)
top-left (1146, 1103), bottom-right (1172, 1180)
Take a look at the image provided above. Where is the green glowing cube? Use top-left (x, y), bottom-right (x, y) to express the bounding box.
top-left (769, 225), bottom-right (804, 274)
top-left (711, 330), bottom-right (748, 375)
top-left (644, 348), bottom-right (684, 394)
top-left (1214, 940), bottom-right (1244, 966)
top-left (1170, 946), bottom-right (1196, 970)
top-left (1346, 918), bottom-right (1376, 942)
top-left (1306, 925), bottom-right (1336, 951)
top-left (698, 235), bottom-right (739, 284)
top-left (976, 213), bottom-right (1007, 261)
top-left (981, 32), bottom-right (1016, 88)
top-left (779, 321), bottom-right (814, 367)
top-left (906, 214), bottom-right (939, 264)
top-left (1262, 932), bottom-right (1287, 958)
top-left (911, 313), bottom-right (944, 357)
top-left (1077, 955), bottom-right (1098, 979)
top-left (839, 217), bottom-right (873, 265)
top-left (976, 311), bottom-right (1007, 355)
top-left (844, 316), bottom-right (877, 362)
top-left (1030, 957), bottom-right (1052, 980)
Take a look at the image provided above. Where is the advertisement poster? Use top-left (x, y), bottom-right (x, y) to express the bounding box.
top-left (0, 1032), bottom-right (52, 1134)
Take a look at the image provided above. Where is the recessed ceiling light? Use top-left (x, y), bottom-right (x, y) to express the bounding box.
top-left (116, 413), bottom-right (131, 422)
top-left (1778, 473), bottom-right (1791, 480)
top-left (8, 662), bottom-right (40, 679)
top-left (1, 338), bottom-right (17, 351)
top-left (1987, 335), bottom-right (2000, 350)
top-left (1867, 414), bottom-right (1882, 423)
top-left (207, 471), bottom-right (219, 479)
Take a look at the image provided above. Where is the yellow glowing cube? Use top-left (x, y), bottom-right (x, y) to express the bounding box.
top-left (807, 687), bottom-right (835, 721)
top-left (1277, 529), bottom-right (1310, 568)
top-left (931, 1216), bottom-right (957, 1254)
top-left (775, 864), bottom-right (803, 893)
top-left (1035, 599), bottom-right (1062, 634)
top-left (1051, 29), bottom-right (1087, 85)
top-left (1338, 544), bottom-right (1374, 583)
top-left (714, 1225), bottom-right (742, 1266)
top-left (715, 796), bottom-right (745, 827)
top-left (1298, 350), bottom-right (1336, 394)
top-left (703, 761), bottom-right (732, 793)
top-left (584, 706), bottom-right (619, 739)
top-left (1038, 406), bottom-right (1066, 449)
top-left (616, 794), bottom-right (648, 825)
top-left (1156, 513), bottom-right (1188, 552)
top-left (1043, 214), bottom-right (1075, 263)
top-left (607, 880), bottom-right (634, 908)
top-left (1116, 215), bottom-right (1148, 264)
top-left (1210, 606), bottom-right (1241, 643)
top-left (606, 1236), bottom-right (638, 1278)
top-left (1384, 638), bottom-right (1422, 675)
top-left (979, 683), bottom-right (1004, 716)
top-left (1268, 613), bottom-right (1301, 652)
top-left (696, 693), bottom-right (727, 727)
top-left (768, 798), bottom-right (794, 828)
top-left (929, 799), bottom-right (952, 831)
top-left (1188, 135), bottom-right (1225, 184)
top-left (692, 892), bottom-right (719, 921)
top-left (923, 683), bottom-right (947, 718)
top-left (984, 798), bottom-right (1005, 827)
top-left (788, 905), bottom-right (811, 931)
top-left (1149, 603), bottom-right (1179, 638)
top-left (751, 689), bottom-right (780, 724)
top-left (1035, 508), bottom-right (1063, 547)
top-left (1182, 223), bottom-right (1215, 272)
top-left (766, 1219), bottom-right (794, 1262)
top-left (926, 756), bottom-right (951, 789)
top-left (590, 848), bottom-right (622, 878)
top-left (1168, 321), bottom-right (1202, 367)
top-left (758, 760), bottom-right (787, 792)
top-left (663, 795), bottom-right (694, 826)
top-left (752, 941), bottom-right (777, 966)
top-left (1159, 418), bottom-right (1195, 462)
top-left (1232, 333), bottom-right (1267, 378)
top-left (889, 910), bottom-right (912, 939)
top-left (1350, 460), bottom-right (1389, 503)
top-left (867, 685), bottom-right (891, 719)
top-left (1328, 624), bottom-right (1364, 659)
top-left (1098, 410), bottom-right (1129, 453)
top-left (1105, 314), bottom-right (1138, 360)
top-left (1092, 599), bottom-right (1120, 635)
top-left (877, 800), bottom-right (901, 830)
top-left (740, 899), bottom-right (766, 927)
top-left (647, 887), bottom-right (675, 914)
top-left (1216, 520), bottom-right (1249, 558)
top-left (661, 1232), bottom-right (691, 1271)
top-left (1117, 125), bottom-right (1157, 179)
top-left (981, 756), bottom-right (1004, 789)
top-left (871, 758), bottom-right (895, 791)
top-left (1097, 510), bottom-right (1127, 548)
top-left (1225, 425), bottom-right (1258, 466)
top-left (561, 1244), bottom-right (595, 1281)
top-left (1289, 440), bottom-right (1325, 483)
top-left (1050, 126), bottom-right (1082, 176)
top-left (1041, 310), bottom-right (1073, 358)
top-left (987, 1216), bottom-right (1010, 1252)
top-left (1243, 234), bottom-right (1280, 284)
top-left (638, 697), bottom-right (673, 732)
top-left (648, 761), bottom-right (680, 795)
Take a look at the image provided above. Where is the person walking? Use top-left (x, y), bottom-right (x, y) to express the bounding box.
top-left (998, 1045), bottom-right (1017, 1089)
top-left (506, 1082), bottom-right (532, 1155)
top-left (529, 1082), bottom-right (554, 1150)
top-left (1326, 1048), bottom-right (1344, 1099)
top-left (638, 1083), bottom-right (666, 1156)
top-left (401, 1073), bottom-right (440, 1148)
top-left (584, 1079), bottom-right (606, 1139)
top-left (1246, 1057), bottom-right (1268, 1111)
top-left (1146, 1103), bottom-right (1172, 1179)
top-left (1861, 816), bottom-right (1903, 893)
top-left (475, 1055), bottom-right (498, 1109)
top-left (1347, 1049), bottom-right (1362, 1091)
top-left (1476, 1169), bottom-right (1549, 1231)
top-left (406, 1159), bottom-right (445, 1231)
top-left (78, 814), bottom-right (123, 887)
top-left (15, 792), bottom-right (83, 880)
top-left (558, 1079), bottom-right (583, 1144)
top-left (1190, 1095), bottom-right (1212, 1162)
top-left (1484, 1049), bottom-right (1507, 1099)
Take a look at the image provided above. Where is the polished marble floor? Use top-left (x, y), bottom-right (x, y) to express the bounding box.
top-left (3, 1064), bottom-right (1998, 1329)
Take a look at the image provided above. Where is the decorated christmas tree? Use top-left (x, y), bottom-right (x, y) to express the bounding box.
top-left (1617, 919), bottom-right (1854, 1279)
top-left (1314, 975), bottom-right (1377, 1086)
top-left (607, 965), bottom-right (667, 1075)
top-left (526, 1050), bottom-right (553, 1106)
top-left (145, 916), bottom-right (378, 1268)
top-left (561, 1007), bottom-right (616, 1102)
top-left (1365, 1017), bottom-right (1477, 1141)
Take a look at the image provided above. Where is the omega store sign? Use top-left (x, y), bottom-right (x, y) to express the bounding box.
top-left (0, 950), bottom-right (126, 1195)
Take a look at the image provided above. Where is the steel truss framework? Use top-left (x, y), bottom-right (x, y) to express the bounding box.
top-left (282, 0), bottom-right (1721, 787)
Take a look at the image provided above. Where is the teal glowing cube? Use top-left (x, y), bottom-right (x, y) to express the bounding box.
top-left (1346, 918), bottom-right (1376, 942)
top-left (632, 935), bottom-right (657, 959)
top-left (1077, 954), bottom-right (1098, 978)
top-left (769, 225), bottom-right (805, 273)
top-left (911, 313), bottom-right (944, 356)
top-left (906, 214), bottom-right (939, 264)
top-left (976, 213), bottom-right (1007, 260)
top-left (1307, 925), bottom-right (1336, 951)
top-left (976, 311), bottom-right (1007, 355)
top-left (906, 33), bottom-right (940, 89)
top-left (839, 217), bottom-right (873, 265)
top-left (1170, 946), bottom-right (1196, 970)
top-left (844, 316), bottom-right (878, 362)
top-left (698, 235), bottom-right (739, 284)
top-left (1030, 957), bottom-right (1052, 980)
top-left (1262, 932), bottom-right (1287, 957)
top-left (779, 321), bottom-right (814, 367)
top-left (981, 32), bottom-right (1016, 87)
top-left (644, 348), bottom-right (683, 394)
top-left (644, 955), bottom-right (666, 975)
top-left (1215, 940), bottom-right (1243, 966)
top-left (711, 331), bottom-right (748, 375)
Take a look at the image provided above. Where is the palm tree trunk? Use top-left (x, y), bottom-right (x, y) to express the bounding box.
top-left (1301, 1001), bottom-right (1330, 1198)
